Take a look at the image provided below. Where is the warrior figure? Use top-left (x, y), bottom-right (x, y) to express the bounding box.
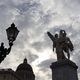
top-left (47, 30), bottom-right (74, 61)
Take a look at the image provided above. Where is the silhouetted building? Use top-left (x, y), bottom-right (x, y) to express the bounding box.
top-left (0, 58), bottom-right (35, 80)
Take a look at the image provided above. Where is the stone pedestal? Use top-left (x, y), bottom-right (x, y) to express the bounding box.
top-left (50, 59), bottom-right (78, 80)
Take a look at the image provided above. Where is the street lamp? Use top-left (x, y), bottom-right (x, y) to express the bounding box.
top-left (6, 23), bottom-right (19, 46)
top-left (0, 23), bottom-right (19, 63)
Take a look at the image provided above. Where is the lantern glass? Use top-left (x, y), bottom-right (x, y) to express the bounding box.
top-left (6, 23), bottom-right (19, 43)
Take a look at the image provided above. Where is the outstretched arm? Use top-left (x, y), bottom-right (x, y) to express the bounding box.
top-left (47, 32), bottom-right (55, 41)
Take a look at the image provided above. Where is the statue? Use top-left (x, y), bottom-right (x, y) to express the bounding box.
top-left (0, 42), bottom-right (13, 63)
top-left (47, 30), bottom-right (74, 61)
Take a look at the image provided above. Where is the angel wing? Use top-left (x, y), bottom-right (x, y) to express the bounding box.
top-left (67, 38), bottom-right (74, 51)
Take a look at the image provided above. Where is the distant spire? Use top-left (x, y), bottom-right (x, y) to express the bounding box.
top-left (23, 58), bottom-right (27, 63)
top-left (11, 23), bottom-right (15, 27)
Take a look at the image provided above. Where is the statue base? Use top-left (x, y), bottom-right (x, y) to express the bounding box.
top-left (50, 59), bottom-right (78, 80)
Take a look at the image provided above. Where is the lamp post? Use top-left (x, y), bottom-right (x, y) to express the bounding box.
top-left (0, 23), bottom-right (19, 63)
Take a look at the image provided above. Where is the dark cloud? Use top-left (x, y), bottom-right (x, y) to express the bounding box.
top-left (38, 59), bottom-right (56, 68)
top-left (16, 1), bottom-right (40, 14)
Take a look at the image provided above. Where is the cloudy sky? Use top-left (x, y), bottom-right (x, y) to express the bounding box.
top-left (0, 0), bottom-right (80, 80)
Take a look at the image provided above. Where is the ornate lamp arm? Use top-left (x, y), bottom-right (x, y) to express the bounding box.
top-left (6, 43), bottom-right (13, 55)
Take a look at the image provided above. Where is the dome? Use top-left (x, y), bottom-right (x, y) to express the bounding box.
top-left (16, 58), bottom-right (33, 72)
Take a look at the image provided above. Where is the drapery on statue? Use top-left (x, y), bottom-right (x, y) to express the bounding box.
top-left (0, 42), bottom-right (13, 63)
top-left (47, 30), bottom-right (74, 61)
